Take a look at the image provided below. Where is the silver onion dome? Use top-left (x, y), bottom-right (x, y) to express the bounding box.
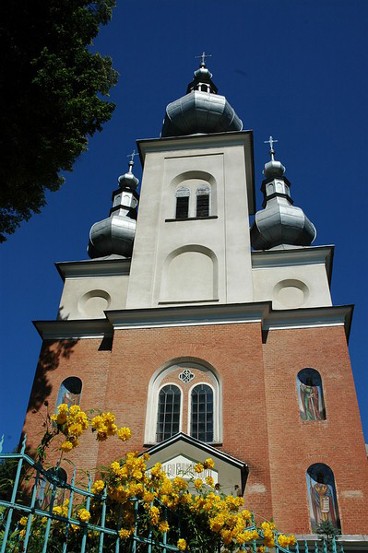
top-left (161, 60), bottom-right (243, 137)
top-left (88, 159), bottom-right (139, 259)
top-left (250, 137), bottom-right (316, 250)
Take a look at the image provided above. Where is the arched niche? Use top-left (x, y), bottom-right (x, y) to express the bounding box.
top-left (160, 245), bottom-right (218, 303)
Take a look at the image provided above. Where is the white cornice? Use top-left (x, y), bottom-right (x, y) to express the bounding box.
top-left (252, 245), bottom-right (334, 284)
top-left (33, 302), bottom-right (353, 341)
top-left (34, 319), bottom-right (112, 340)
top-left (56, 258), bottom-right (131, 280)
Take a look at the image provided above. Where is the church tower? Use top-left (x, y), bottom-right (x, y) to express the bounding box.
top-left (24, 59), bottom-right (368, 546)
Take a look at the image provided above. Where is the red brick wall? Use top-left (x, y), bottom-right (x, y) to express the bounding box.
top-left (263, 325), bottom-right (368, 534)
top-left (23, 322), bottom-right (368, 534)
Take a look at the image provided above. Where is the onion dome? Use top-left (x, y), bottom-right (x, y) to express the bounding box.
top-left (88, 157), bottom-right (139, 259)
top-left (161, 56), bottom-right (243, 137)
top-left (250, 137), bottom-right (316, 250)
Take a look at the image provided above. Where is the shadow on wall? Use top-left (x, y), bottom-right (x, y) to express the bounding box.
top-left (26, 338), bottom-right (79, 413)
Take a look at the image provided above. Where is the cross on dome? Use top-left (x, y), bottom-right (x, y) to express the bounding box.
top-left (264, 135), bottom-right (278, 161)
top-left (195, 51), bottom-right (212, 66)
top-left (127, 149), bottom-right (139, 171)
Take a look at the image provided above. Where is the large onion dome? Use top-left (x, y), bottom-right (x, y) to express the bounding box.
top-left (87, 159), bottom-right (139, 259)
top-left (161, 59), bottom-right (243, 137)
top-left (251, 137), bottom-right (316, 250)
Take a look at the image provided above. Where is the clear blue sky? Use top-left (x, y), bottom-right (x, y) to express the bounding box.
top-left (1, 0), bottom-right (367, 452)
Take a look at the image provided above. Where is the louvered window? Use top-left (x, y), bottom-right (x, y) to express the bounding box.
top-left (196, 186), bottom-right (210, 218)
top-left (175, 187), bottom-right (190, 219)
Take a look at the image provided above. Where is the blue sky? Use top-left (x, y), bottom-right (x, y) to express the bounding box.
top-left (1, 0), bottom-right (367, 451)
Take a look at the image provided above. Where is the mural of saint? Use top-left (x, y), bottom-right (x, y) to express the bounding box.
top-left (306, 464), bottom-right (340, 532)
top-left (297, 369), bottom-right (325, 421)
top-left (56, 377), bottom-right (82, 408)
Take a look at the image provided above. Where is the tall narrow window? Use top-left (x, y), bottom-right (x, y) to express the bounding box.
top-left (306, 464), bottom-right (340, 532)
top-left (297, 368), bottom-right (326, 421)
top-left (196, 186), bottom-right (210, 218)
top-left (156, 385), bottom-right (181, 441)
top-left (191, 384), bottom-right (213, 442)
top-left (175, 187), bottom-right (190, 219)
top-left (56, 377), bottom-right (82, 408)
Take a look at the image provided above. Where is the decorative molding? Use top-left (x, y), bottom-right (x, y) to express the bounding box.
top-left (252, 245), bottom-right (334, 285)
top-left (34, 319), bottom-right (112, 340)
top-left (56, 257), bottom-right (131, 280)
top-left (33, 302), bottom-right (353, 340)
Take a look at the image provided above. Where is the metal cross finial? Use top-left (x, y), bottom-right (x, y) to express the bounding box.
top-left (195, 51), bottom-right (212, 66)
top-left (127, 149), bottom-right (138, 171)
top-left (264, 135), bottom-right (278, 161)
top-left (127, 149), bottom-right (138, 163)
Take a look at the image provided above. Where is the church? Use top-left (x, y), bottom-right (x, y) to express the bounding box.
top-left (23, 58), bottom-right (368, 547)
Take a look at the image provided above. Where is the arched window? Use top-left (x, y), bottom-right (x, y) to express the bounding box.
top-left (56, 377), bottom-right (82, 408)
top-left (196, 186), bottom-right (210, 218)
top-left (190, 384), bottom-right (213, 442)
top-left (175, 187), bottom-right (190, 219)
top-left (306, 463), bottom-right (340, 532)
top-left (36, 467), bottom-right (67, 510)
top-left (297, 368), bottom-right (325, 421)
top-left (145, 361), bottom-right (221, 444)
top-left (156, 385), bottom-right (181, 441)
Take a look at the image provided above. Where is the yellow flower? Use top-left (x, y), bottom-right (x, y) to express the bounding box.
top-left (194, 463), bottom-right (204, 474)
top-left (194, 478), bottom-right (203, 490)
top-left (61, 440), bottom-right (74, 452)
top-left (205, 475), bottom-right (214, 487)
top-left (149, 505), bottom-right (160, 525)
top-left (177, 538), bottom-right (187, 551)
top-left (119, 528), bottom-right (132, 540)
top-left (91, 479), bottom-right (105, 494)
top-left (278, 534), bottom-right (297, 547)
top-left (203, 458), bottom-right (215, 469)
top-left (77, 508), bottom-right (91, 523)
top-left (158, 520), bottom-right (170, 533)
top-left (19, 517), bottom-right (28, 526)
top-left (118, 425), bottom-right (131, 440)
top-left (19, 529), bottom-right (26, 539)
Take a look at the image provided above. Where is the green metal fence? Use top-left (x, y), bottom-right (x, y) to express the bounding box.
top-left (0, 436), bottom-right (344, 553)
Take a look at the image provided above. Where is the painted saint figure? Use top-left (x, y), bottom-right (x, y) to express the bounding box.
top-left (297, 369), bottom-right (326, 421)
top-left (306, 465), bottom-right (340, 532)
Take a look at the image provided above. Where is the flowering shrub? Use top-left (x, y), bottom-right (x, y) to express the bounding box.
top-left (3, 404), bottom-right (296, 552)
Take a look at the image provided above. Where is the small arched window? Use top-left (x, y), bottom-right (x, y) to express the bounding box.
top-left (56, 377), bottom-right (82, 408)
top-left (306, 463), bottom-right (340, 532)
top-left (175, 187), bottom-right (190, 219)
top-left (297, 368), bottom-right (325, 421)
top-left (37, 467), bottom-right (67, 510)
top-left (196, 186), bottom-right (210, 218)
top-left (156, 385), bottom-right (181, 441)
top-left (191, 384), bottom-right (213, 442)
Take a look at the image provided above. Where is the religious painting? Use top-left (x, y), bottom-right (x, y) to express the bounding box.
top-left (56, 376), bottom-right (82, 408)
top-left (297, 368), bottom-right (326, 421)
top-left (306, 463), bottom-right (340, 532)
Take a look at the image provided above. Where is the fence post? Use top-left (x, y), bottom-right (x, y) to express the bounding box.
top-left (0, 435), bottom-right (27, 553)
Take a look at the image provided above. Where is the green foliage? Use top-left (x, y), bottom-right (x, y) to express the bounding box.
top-left (0, 0), bottom-right (118, 242)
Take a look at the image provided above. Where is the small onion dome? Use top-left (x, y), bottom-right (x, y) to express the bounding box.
top-left (161, 62), bottom-right (243, 137)
top-left (118, 160), bottom-right (139, 190)
top-left (251, 151), bottom-right (316, 250)
top-left (88, 215), bottom-right (136, 259)
top-left (263, 159), bottom-right (286, 179)
top-left (87, 161), bottom-right (139, 259)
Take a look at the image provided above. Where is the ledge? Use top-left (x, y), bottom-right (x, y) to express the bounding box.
top-left (33, 302), bottom-right (353, 341)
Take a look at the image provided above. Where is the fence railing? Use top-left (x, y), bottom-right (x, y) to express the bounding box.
top-left (0, 436), bottom-right (344, 553)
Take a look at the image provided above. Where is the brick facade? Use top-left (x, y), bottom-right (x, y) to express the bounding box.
top-left (23, 320), bottom-right (368, 534)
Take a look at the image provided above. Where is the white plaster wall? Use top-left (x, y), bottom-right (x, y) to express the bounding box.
top-left (252, 263), bottom-right (332, 309)
top-left (58, 274), bottom-right (130, 320)
top-left (126, 134), bottom-right (254, 309)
